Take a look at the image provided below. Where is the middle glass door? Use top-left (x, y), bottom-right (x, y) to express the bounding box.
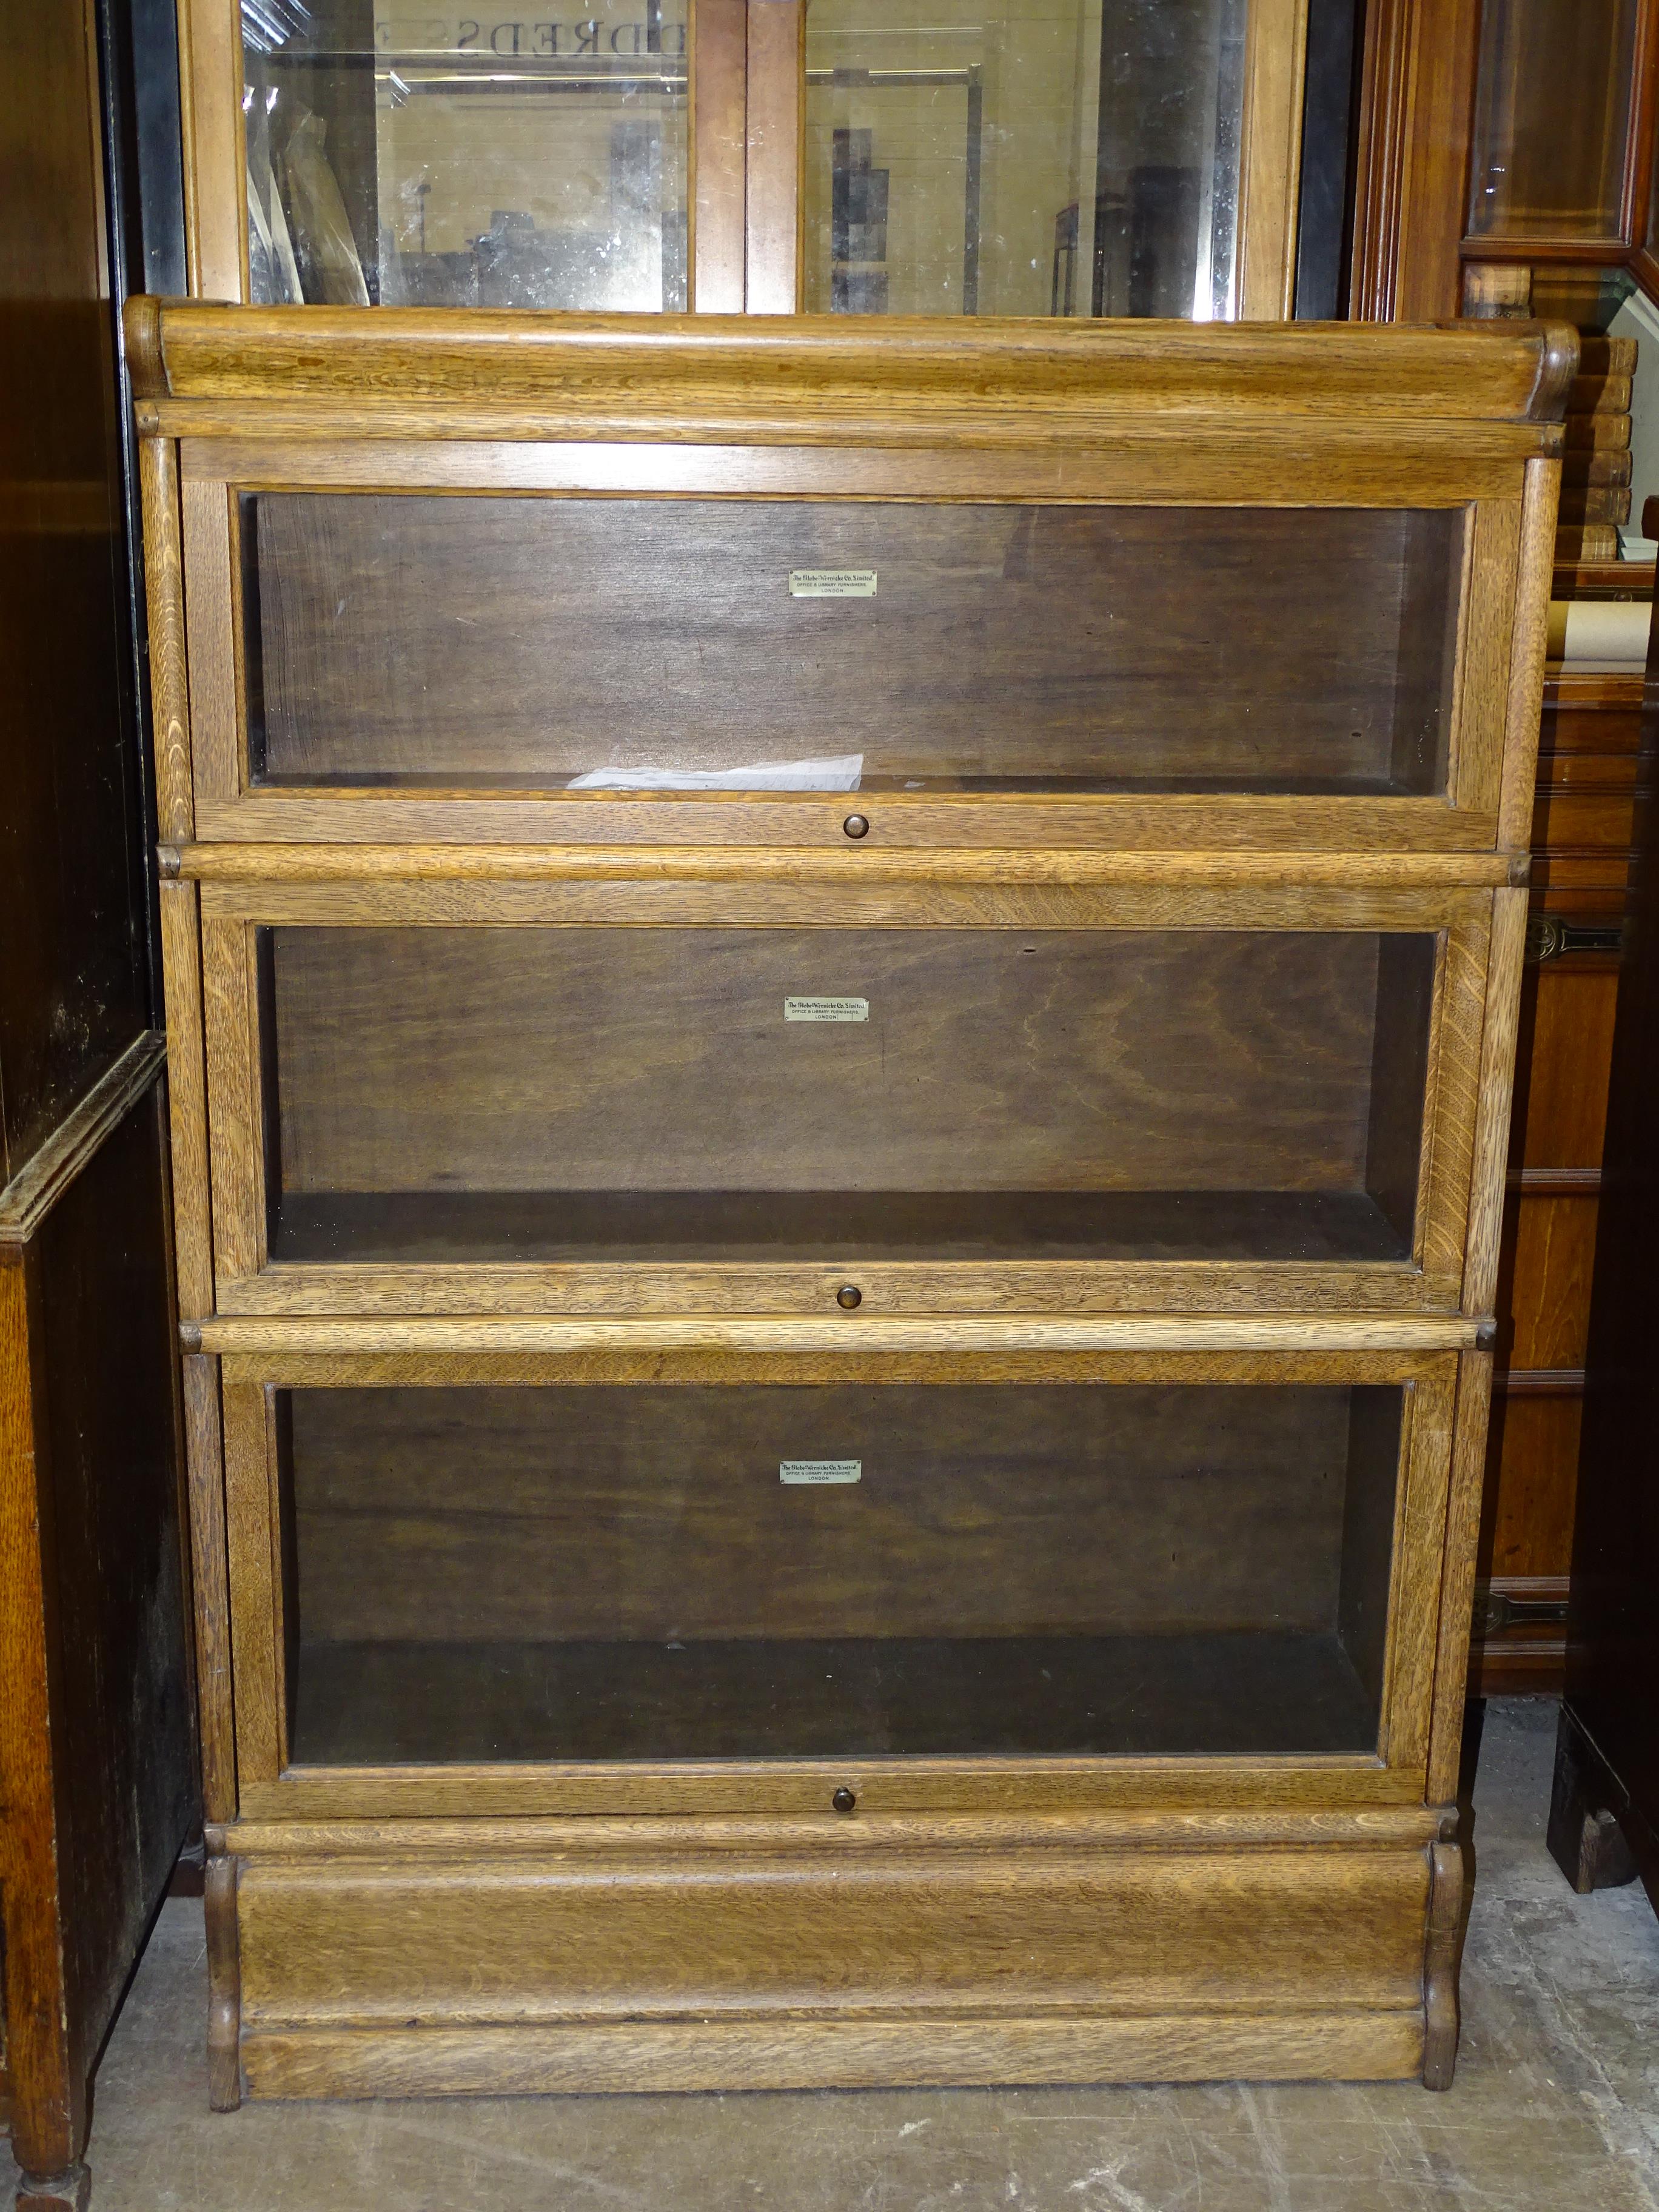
top-left (196, 887), bottom-right (1492, 1315)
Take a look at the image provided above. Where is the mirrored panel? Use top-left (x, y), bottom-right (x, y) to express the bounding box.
top-left (277, 1379), bottom-right (1404, 1763)
top-left (241, 0), bottom-right (688, 306)
top-left (802, 0), bottom-right (1248, 318)
top-left (240, 495), bottom-right (1462, 794)
top-left (255, 925), bottom-right (1436, 1270)
top-left (1467, 0), bottom-right (1640, 243)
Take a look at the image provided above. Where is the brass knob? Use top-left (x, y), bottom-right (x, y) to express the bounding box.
top-left (836, 1285), bottom-right (862, 1310)
top-left (843, 814), bottom-right (870, 839)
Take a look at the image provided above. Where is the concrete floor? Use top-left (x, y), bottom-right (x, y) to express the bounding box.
top-left (8, 1697), bottom-right (1659, 2211)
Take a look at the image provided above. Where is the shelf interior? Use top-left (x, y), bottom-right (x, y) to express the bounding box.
top-left (277, 1381), bottom-right (1404, 1766)
top-left (260, 926), bottom-right (1436, 1272)
top-left (243, 495), bottom-right (1459, 795)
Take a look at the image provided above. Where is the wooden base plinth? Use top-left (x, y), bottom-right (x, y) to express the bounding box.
top-left (214, 1810), bottom-right (1456, 2100)
top-left (240, 2013), bottom-right (1427, 2100)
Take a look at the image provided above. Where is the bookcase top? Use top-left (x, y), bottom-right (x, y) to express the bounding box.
top-left (125, 301), bottom-right (1577, 438)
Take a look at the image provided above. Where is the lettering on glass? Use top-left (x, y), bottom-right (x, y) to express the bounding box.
top-left (780, 1461), bottom-right (863, 1486)
top-left (784, 997), bottom-right (869, 1023)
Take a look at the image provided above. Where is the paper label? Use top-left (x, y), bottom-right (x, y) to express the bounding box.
top-left (785, 996), bottom-right (869, 1022)
top-left (789, 569), bottom-right (877, 598)
top-left (780, 1460), bottom-right (862, 1485)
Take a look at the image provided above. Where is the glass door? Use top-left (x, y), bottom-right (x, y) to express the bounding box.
top-left (239, 0), bottom-right (690, 307)
top-left (186, 0), bottom-right (1316, 313)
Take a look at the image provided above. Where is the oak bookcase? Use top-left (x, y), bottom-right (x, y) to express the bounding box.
top-left (129, 301), bottom-right (1569, 2100)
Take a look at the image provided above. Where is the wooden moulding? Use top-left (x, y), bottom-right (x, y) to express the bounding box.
top-left (136, 436), bottom-right (193, 845)
top-left (197, 1315), bottom-right (1487, 1357)
top-left (158, 885), bottom-right (213, 1318)
top-left (0, 1036), bottom-right (167, 1247)
top-left (173, 844), bottom-right (1518, 886)
top-left (122, 300), bottom-right (1577, 432)
top-left (183, 801), bottom-right (1512, 860)
top-left (235, 2013), bottom-right (1427, 2098)
top-left (183, 1353), bottom-right (236, 1823)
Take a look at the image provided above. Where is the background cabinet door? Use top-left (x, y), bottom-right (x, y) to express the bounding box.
top-left (180, 0), bottom-right (1320, 313)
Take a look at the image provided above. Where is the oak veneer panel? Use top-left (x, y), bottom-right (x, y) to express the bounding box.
top-left (236, 2011), bottom-right (1427, 2096)
top-left (267, 927), bottom-right (1430, 1216)
top-left (244, 496), bottom-right (1460, 793)
top-left (232, 1842), bottom-right (1432, 2024)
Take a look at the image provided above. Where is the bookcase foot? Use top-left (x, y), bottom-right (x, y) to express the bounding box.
top-left (15, 2164), bottom-right (91, 2212)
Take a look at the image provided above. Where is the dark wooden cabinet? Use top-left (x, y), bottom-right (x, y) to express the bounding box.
top-left (0, 0), bottom-right (195, 2205)
top-left (1473, 667), bottom-right (1643, 1689)
top-left (1547, 575), bottom-right (1659, 1908)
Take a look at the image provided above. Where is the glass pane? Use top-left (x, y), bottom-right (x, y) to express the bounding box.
top-left (803, 0), bottom-right (1247, 318)
top-left (241, 495), bottom-right (1461, 794)
top-left (241, 0), bottom-right (688, 306)
top-left (1467, 0), bottom-right (1639, 243)
top-left (279, 1381), bottom-right (1404, 1763)
top-left (258, 926), bottom-right (1435, 1269)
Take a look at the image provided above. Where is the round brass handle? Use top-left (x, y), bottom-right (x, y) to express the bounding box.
top-left (843, 814), bottom-right (870, 839)
top-left (836, 1285), bottom-right (862, 1310)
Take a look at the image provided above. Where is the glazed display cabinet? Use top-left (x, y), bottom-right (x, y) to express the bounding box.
top-left (130, 301), bottom-right (1567, 2099)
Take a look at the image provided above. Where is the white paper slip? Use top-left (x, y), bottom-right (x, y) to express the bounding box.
top-left (780, 1460), bottom-right (862, 1485)
top-left (789, 569), bottom-right (877, 598)
top-left (785, 996), bottom-right (868, 1022)
top-left (566, 755), bottom-right (862, 791)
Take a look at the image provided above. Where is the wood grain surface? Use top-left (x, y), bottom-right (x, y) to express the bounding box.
top-left (281, 1381), bottom-right (1388, 1646)
top-left (264, 925), bottom-right (1424, 1204)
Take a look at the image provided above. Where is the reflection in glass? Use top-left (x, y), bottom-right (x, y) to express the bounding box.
top-left (803, 0), bottom-right (1247, 318)
top-left (1467, 0), bottom-right (1639, 243)
top-left (241, 0), bottom-right (688, 307)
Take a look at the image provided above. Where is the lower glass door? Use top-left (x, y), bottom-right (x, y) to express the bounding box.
top-left (271, 1378), bottom-right (1407, 1766)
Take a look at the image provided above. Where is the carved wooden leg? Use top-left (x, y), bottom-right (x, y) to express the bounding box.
top-left (1547, 1709), bottom-right (1640, 1894)
top-left (1422, 1834), bottom-right (1465, 2091)
top-left (14, 2165), bottom-right (92, 2212)
top-left (205, 1853), bottom-right (243, 2113)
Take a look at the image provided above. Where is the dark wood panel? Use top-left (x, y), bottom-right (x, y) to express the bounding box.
top-left (1503, 1193), bottom-right (1599, 1371)
top-left (1555, 567), bottom-right (1659, 1911)
top-left (290, 1630), bottom-right (1381, 1765)
top-left (0, 0), bottom-right (150, 1185)
top-left (33, 1082), bottom-right (195, 2071)
top-left (1481, 1392), bottom-right (1583, 1582)
top-left (270, 927), bottom-right (1426, 1207)
top-left (249, 497), bottom-right (1459, 792)
top-left (1510, 965), bottom-right (1619, 1169)
top-left (286, 1382), bottom-right (1388, 1646)
top-left (1532, 789), bottom-right (1638, 850)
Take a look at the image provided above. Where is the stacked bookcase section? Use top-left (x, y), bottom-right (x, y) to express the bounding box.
top-left (129, 302), bottom-right (1570, 2101)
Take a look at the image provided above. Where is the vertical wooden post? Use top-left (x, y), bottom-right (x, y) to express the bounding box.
top-left (691, 0), bottom-right (748, 311)
top-left (745, 0), bottom-right (806, 312)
